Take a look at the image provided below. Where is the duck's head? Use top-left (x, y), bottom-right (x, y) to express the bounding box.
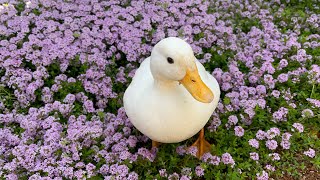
top-left (150, 37), bottom-right (214, 103)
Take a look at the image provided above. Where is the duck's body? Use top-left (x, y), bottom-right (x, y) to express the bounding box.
top-left (124, 57), bottom-right (220, 143)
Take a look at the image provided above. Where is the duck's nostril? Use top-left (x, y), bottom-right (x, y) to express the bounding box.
top-left (191, 79), bottom-right (196, 83)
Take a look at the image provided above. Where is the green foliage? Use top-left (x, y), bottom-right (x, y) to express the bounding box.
top-left (0, 85), bottom-right (16, 112)
top-left (14, 1), bottom-right (26, 15)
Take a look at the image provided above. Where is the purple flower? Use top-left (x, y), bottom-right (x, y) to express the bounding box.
top-left (292, 123), bottom-right (304, 133)
top-left (168, 172), bottom-right (179, 180)
top-left (99, 165), bottom-right (109, 175)
top-left (257, 99), bottom-right (266, 109)
top-left (272, 107), bottom-right (289, 122)
top-left (256, 85), bottom-right (266, 95)
top-left (289, 103), bottom-right (297, 108)
top-left (266, 140), bottom-right (278, 150)
top-left (269, 153), bottom-right (280, 161)
top-left (278, 59), bottom-right (288, 69)
top-left (248, 139), bottom-right (259, 149)
top-left (306, 98), bottom-right (320, 108)
top-left (176, 145), bottom-right (186, 155)
top-left (304, 148), bottom-right (316, 158)
top-left (119, 151), bottom-right (132, 160)
top-left (109, 164), bottom-right (129, 177)
top-left (234, 126), bottom-right (244, 137)
top-left (250, 152), bottom-right (259, 161)
top-left (265, 165), bottom-right (275, 171)
top-left (266, 127), bottom-right (280, 139)
top-left (201, 153), bottom-right (220, 165)
top-left (5, 174), bottom-right (18, 180)
top-left (195, 166), bottom-right (204, 177)
top-left (271, 90), bottom-right (281, 98)
top-left (86, 163), bottom-right (96, 178)
top-left (256, 130), bottom-right (266, 140)
top-left (282, 132), bottom-right (292, 141)
top-left (138, 147), bottom-right (156, 162)
top-left (280, 140), bottom-right (291, 149)
top-left (84, 100), bottom-right (95, 113)
top-left (187, 146), bottom-right (198, 157)
top-left (221, 153), bottom-right (235, 167)
top-left (126, 136), bottom-right (138, 148)
top-left (256, 170), bottom-right (269, 180)
top-left (63, 94), bottom-right (76, 104)
top-left (228, 115), bottom-right (238, 126)
top-left (180, 175), bottom-right (191, 180)
top-left (159, 169), bottom-right (167, 177)
top-left (277, 73), bottom-right (289, 83)
top-left (127, 172), bottom-right (139, 180)
top-left (208, 116), bottom-right (221, 132)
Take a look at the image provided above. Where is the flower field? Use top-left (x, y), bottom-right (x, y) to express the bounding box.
top-left (0, 0), bottom-right (320, 179)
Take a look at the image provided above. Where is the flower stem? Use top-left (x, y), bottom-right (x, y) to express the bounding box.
top-left (310, 84), bottom-right (315, 98)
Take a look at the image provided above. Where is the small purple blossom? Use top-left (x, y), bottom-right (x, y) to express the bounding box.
top-left (248, 139), bottom-right (259, 149)
top-left (63, 94), bottom-right (76, 104)
top-left (307, 98), bottom-right (320, 108)
top-left (277, 73), bottom-right (289, 83)
top-left (201, 153), bottom-right (221, 165)
top-left (159, 169), bottom-right (167, 177)
top-left (266, 127), bottom-right (280, 139)
top-left (257, 170), bottom-right (269, 180)
top-left (221, 153), bottom-right (235, 168)
top-left (186, 146), bottom-right (198, 157)
top-left (266, 140), bottom-right (278, 150)
top-left (256, 130), bottom-right (267, 140)
top-left (265, 165), bottom-right (275, 171)
top-left (269, 153), bottom-right (280, 161)
top-left (127, 172), bottom-right (139, 180)
top-left (176, 145), bottom-right (187, 155)
top-left (278, 59), bottom-right (288, 69)
top-left (195, 166), bottom-right (204, 177)
top-left (234, 126), bottom-right (245, 137)
top-left (137, 148), bottom-right (156, 162)
top-left (228, 115), bottom-right (238, 125)
top-left (180, 175), bottom-right (191, 180)
top-left (168, 172), bottom-right (179, 180)
top-left (280, 140), bottom-right (291, 149)
top-left (250, 152), bottom-right (259, 161)
top-left (271, 90), bottom-right (281, 98)
top-left (272, 107), bottom-right (289, 122)
top-left (292, 123), bottom-right (304, 133)
top-left (282, 132), bottom-right (292, 141)
top-left (304, 148), bottom-right (316, 158)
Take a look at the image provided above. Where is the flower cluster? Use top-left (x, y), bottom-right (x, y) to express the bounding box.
top-left (0, 0), bottom-right (319, 179)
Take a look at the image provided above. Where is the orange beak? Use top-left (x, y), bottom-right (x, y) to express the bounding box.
top-left (179, 65), bottom-right (214, 103)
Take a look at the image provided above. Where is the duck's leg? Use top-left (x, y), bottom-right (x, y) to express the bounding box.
top-left (189, 128), bottom-right (211, 158)
top-left (152, 140), bottom-right (161, 148)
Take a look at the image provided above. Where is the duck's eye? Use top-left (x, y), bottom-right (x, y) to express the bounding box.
top-left (167, 57), bottom-right (174, 64)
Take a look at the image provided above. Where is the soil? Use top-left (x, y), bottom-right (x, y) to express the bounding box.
top-left (273, 165), bottom-right (320, 180)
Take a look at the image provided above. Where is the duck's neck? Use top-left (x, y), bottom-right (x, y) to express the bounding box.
top-left (153, 78), bottom-right (179, 90)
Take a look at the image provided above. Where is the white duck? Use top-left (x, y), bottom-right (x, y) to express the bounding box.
top-left (124, 37), bottom-right (220, 158)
